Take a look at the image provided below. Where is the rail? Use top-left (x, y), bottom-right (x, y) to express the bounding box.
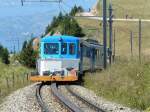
top-left (66, 86), bottom-right (105, 112)
top-left (36, 83), bottom-right (50, 112)
top-left (51, 83), bottom-right (82, 112)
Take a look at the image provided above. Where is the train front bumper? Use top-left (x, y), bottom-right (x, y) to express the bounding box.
top-left (30, 75), bottom-right (78, 82)
top-left (30, 69), bottom-right (78, 82)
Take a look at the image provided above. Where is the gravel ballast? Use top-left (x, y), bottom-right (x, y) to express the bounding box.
top-left (59, 86), bottom-right (95, 112)
top-left (41, 85), bottom-right (67, 112)
top-left (0, 84), bottom-right (143, 112)
top-left (69, 85), bottom-right (142, 112)
top-left (0, 84), bottom-right (41, 112)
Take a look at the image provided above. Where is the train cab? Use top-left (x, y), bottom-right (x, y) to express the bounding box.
top-left (30, 35), bottom-right (80, 82)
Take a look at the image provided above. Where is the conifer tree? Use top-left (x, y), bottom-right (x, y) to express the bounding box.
top-left (1, 48), bottom-right (10, 65)
top-left (19, 40), bottom-right (37, 68)
top-left (44, 6), bottom-right (85, 37)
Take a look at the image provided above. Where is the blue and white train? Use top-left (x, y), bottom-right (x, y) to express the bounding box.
top-left (30, 35), bottom-right (104, 82)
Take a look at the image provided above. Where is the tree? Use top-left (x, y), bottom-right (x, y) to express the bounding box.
top-left (57, 12), bottom-right (63, 22)
top-left (19, 40), bottom-right (38, 68)
top-left (22, 40), bottom-right (27, 51)
top-left (0, 44), bottom-right (3, 57)
top-left (45, 12), bottom-right (64, 35)
top-left (61, 16), bottom-right (85, 37)
top-left (70, 5), bottom-right (78, 16)
top-left (45, 7), bottom-right (85, 37)
top-left (45, 24), bottom-right (51, 35)
top-left (77, 6), bottom-right (84, 13)
top-left (1, 48), bottom-right (10, 65)
top-left (0, 44), bottom-right (10, 65)
top-left (69, 5), bottom-right (84, 16)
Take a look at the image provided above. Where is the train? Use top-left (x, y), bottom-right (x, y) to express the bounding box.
top-left (30, 35), bottom-right (104, 82)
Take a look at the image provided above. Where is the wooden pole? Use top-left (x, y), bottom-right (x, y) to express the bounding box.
top-left (113, 29), bottom-right (116, 62)
top-left (130, 31), bottom-right (133, 57)
top-left (139, 19), bottom-right (142, 62)
top-left (109, 3), bottom-right (113, 65)
top-left (102, 0), bottom-right (107, 69)
top-left (12, 72), bottom-right (15, 88)
top-left (6, 77), bottom-right (9, 91)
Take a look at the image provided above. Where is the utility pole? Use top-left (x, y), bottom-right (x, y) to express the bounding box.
top-left (102, 0), bottom-right (107, 69)
top-left (18, 39), bottom-right (20, 52)
top-left (130, 31), bottom-right (133, 57)
top-left (108, 3), bottom-right (113, 65)
top-left (139, 19), bottom-right (142, 62)
top-left (14, 45), bottom-right (16, 54)
top-left (21, 0), bottom-right (24, 6)
top-left (113, 28), bottom-right (116, 62)
top-left (6, 38), bottom-right (20, 53)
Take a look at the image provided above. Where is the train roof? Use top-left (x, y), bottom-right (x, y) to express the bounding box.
top-left (41, 35), bottom-right (80, 42)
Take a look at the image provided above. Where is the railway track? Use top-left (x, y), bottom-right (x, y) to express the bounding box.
top-left (51, 83), bottom-right (82, 112)
top-left (65, 86), bottom-right (105, 112)
top-left (36, 83), bottom-right (105, 112)
top-left (36, 83), bottom-right (51, 112)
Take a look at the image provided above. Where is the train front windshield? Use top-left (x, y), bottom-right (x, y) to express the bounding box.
top-left (44, 43), bottom-right (59, 54)
top-left (43, 42), bottom-right (77, 58)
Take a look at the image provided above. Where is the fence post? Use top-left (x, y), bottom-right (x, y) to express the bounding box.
top-left (6, 77), bottom-right (9, 91)
top-left (0, 88), bottom-right (1, 97)
top-left (21, 74), bottom-right (24, 85)
top-left (130, 31), bottom-right (133, 57)
top-left (26, 73), bottom-right (29, 81)
top-left (139, 19), bottom-right (142, 62)
top-left (113, 28), bottom-right (116, 62)
top-left (12, 72), bottom-right (15, 88)
top-left (16, 74), bottom-right (19, 88)
top-left (0, 79), bottom-right (1, 97)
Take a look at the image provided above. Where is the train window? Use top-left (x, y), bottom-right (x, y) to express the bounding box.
top-left (61, 43), bottom-right (67, 54)
top-left (44, 43), bottom-right (59, 54)
top-left (69, 43), bottom-right (76, 55)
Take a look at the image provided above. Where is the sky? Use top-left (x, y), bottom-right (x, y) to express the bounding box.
top-left (0, 0), bottom-right (97, 52)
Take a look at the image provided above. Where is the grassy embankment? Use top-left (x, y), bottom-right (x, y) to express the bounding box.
top-left (0, 55), bottom-right (32, 103)
top-left (77, 0), bottom-right (150, 111)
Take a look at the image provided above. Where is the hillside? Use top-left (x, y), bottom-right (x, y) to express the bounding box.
top-left (77, 0), bottom-right (150, 57)
top-left (78, 0), bottom-right (150, 111)
top-left (96, 0), bottom-right (150, 19)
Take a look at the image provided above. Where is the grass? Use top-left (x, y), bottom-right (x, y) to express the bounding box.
top-left (76, 0), bottom-right (150, 111)
top-left (76, 18), bottom-right (150, 57)
top-left (97, 0), bottom-right (150, 19)
top-left (0, 56), bottom-right (33, 103)
top-left (76, 19), bottom-right (150, 110)
top-left (83, 58), bottom-right (150, 110)
top-left (78, 17), bottom-right (150, 110)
